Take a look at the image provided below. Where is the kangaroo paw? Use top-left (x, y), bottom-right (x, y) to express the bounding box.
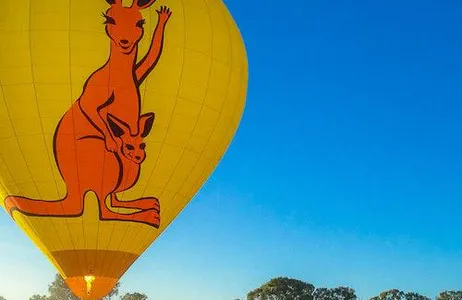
top-left (110, 195), bottom-right (160, 212)
top-left (100, 207), bottom-right (160, 228)
top-left (131, 197), bottom-right (160, 212)
top-left (137, 208), bottom-right (161, 228)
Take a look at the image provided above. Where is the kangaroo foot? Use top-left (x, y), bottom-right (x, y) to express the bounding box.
top-left (110, 194), bottom-right (160, 212)
top-left (100, 207), bottom-right (160, 228)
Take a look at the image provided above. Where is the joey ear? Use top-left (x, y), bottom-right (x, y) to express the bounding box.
top-left (107, 114), bottom-right (128, 138)
top-left (133, 0), bottom-right (157, 9)
top-left (139, 112), bottom-right (155, 138)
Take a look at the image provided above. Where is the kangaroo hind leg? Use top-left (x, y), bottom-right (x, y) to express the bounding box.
top-left (98, 193), bottom-right (160, 228)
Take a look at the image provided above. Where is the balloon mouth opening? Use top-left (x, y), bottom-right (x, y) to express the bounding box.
top-left (53, 249), bottom-right (138, 299)
top-left (66, 276), bottom-right (118, 300)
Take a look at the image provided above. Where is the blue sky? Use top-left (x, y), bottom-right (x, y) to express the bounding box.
top-left (2, 0), bottom-right (462, 299)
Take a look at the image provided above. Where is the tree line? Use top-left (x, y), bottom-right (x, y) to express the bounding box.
top-left (1, 275), bottom-right (461, 299)
top-left (243, 277), bottom-right (462, 300)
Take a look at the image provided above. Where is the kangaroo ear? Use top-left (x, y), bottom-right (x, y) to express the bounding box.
top-left (106, 0), bottom-right (121, 6)
top-left (134, 0), bottom-right (157, 9)
top-left (107, 114), bottom-right (128, 138)
top-left (139, 112), bottom-right (155, 138)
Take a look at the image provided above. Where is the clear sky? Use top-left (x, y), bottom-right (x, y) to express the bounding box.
top-left (2, 0), bottom-right (462, 299)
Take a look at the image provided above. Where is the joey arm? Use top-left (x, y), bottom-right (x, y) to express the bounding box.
top-left (78, 94), bottom-right (118, 151)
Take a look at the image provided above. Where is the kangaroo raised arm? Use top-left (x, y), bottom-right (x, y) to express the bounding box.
top-left (135, 5), bottom-right (172, 84)
top-left (78, 0), bottom-right (171, 152)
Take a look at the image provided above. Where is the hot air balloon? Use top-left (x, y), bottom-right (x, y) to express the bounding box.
top-left (0, 0), bottom-right (248, 298)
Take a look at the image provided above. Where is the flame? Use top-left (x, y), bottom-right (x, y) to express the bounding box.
top-left (84, 275), bottom-right (96, 294)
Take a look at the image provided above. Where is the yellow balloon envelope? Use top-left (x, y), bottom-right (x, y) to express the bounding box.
top-left (0, 0), bottom-right (247, 298)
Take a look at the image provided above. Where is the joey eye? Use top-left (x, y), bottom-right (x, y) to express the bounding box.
top-left (102, 13), bottom-right (116, 25)
top-left (136, 19), bottom-right (146, 28)
top-left (140, 143), bottom-right (146, 150)
top-left (126, 144), bottom-right (135, 150)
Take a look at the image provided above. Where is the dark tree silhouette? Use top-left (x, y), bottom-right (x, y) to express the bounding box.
top-left (371, 289), bottom-right (406, 300)
top-left (370, 289), bottom-right (430, 300)
top-left (405, 292), bottom-right (430, 300)
top-left (120, 292), bottom-right (149, 300)
top-left (437, 291), bottom-right (462, 300)
top-left (29, 296), bottom-right (48, 300)
top-left (247, 277), bottom-right (315, 300)
top-left (314, 286), bottom-right (357, 300)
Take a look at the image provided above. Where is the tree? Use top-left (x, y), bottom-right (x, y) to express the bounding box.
top-left (103, 281), bottom-right (120, 300)
top-left (314, 287), bottom-right (357, 300)
top-left (120, 292), bottom-right (149, 300)
top-left (370, 290), bottom-right (429, 300)
top-left (29, 295), bottom-right (48, 300)
top-left (247, 277), bottom-right (315, 300)
top-left (313, 288), bottom-right (330, 300)
top-left (437, 291), bottom-right (462, 300)
top-left (333, 287), bottom-right (357, 300)
top-left (0, 296), bottom-right (6, 300)
top-left (47, 274), bottom-right (79, 300)
top-left (371, 289), bottom-right (406, 300)
top-left (404, 292), bottom-right (430, 300)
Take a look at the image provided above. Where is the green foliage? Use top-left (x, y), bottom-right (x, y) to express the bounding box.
top-left (120, 292), bottom-right (149, 300)
top-left (47, 274), bottom-right (79, 300)
top-left (370, 289), bottom-right (406, 300)
top-left (29, 295), bottom-right (48, 300)
top-left (369, 289), bottom-right (430, 300)
top-left (437, 291), bottom-right (462, 300)
top-left (246, 277), bottom-right (357, 300)
top-left (313, 288), bottom-right (330, 300)
top-left (0, 296), bottom-right (6, 300)
top-left (313, 287), bottom-right (357, 300)
top-left (405, 292), bottom-right (430, 300)
top-left (247, 277), bottom-right (315, 300)
top-left (103, 282), bottom-right (120, 300)
top-left (23, 274), bottom-right (461, 300)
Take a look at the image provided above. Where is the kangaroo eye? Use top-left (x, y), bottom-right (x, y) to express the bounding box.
top-left (136, 19), bottom-right (146, 28)
top-left (140, 143), bottom-right (146, 150)
top-left (102, 13), bottom-right (116, 25)
top-left (126, 144), bottom-right (135, 150)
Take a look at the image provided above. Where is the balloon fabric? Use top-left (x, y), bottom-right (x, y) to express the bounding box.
top-left (0, 0), bottom-right (248, 298)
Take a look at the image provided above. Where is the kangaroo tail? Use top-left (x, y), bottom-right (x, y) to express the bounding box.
top-left (3, 193), bottom-right (83, 218)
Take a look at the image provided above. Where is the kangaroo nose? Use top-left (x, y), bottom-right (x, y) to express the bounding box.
top-left (120, 39), bottom-right (129, 45)
top-left (135, 156), bottom-right (141, 160)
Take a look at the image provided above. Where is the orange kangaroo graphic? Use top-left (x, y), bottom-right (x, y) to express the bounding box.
top-left (3, 0), bottom-right (172, 228)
